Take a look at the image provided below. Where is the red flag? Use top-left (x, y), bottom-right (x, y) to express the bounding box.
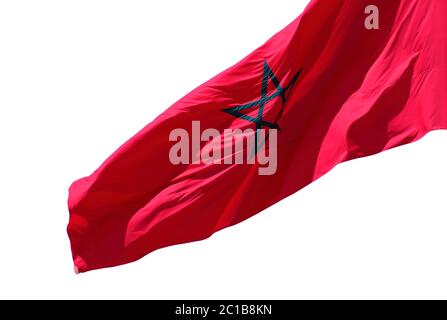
top-left (68, 0), bottom-right (447, 273)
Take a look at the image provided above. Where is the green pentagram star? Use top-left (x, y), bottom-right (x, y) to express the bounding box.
top-left (223, 61), bottom-right (302, 153)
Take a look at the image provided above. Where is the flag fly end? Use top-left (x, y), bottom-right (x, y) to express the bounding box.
top-left (74, 265), bottom-right (79, 275)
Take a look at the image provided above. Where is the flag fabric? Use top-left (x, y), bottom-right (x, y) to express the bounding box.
top-left (68, 0), bottom-right (447, 273)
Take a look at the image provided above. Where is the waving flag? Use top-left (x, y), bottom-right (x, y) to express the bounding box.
top-left (68, 0), bottom-right (447, 273)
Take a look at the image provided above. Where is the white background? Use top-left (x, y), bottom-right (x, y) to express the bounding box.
top-left (1, 0), bottom-right (447, 299)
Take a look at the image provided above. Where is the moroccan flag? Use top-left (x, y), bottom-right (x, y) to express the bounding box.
top-left (68, 0), bottom-right (447, 273)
